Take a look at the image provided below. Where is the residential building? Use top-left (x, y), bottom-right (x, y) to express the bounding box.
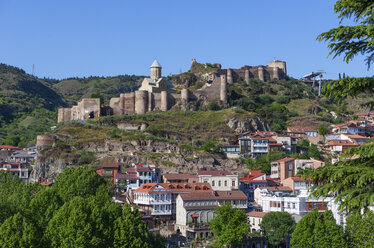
top-left (247, 212), bottom-right (268, 233)
top-left (175, 190), bottom-right (247, 239)
top-left (271, 157), bottom-right (324, 180)
top-left (287, 126), bottom-right (318, 137)
top-left (119, 163), bottom-right (161, 191)
top-left (220, 145), bottom-right (240, 158)
top-left (0, 162), bottom-right (30, 183)
top-left (197, 170), bottom-right (239, 191)
top-left (162, 173), bottom-right (198, 184)
top-left (254, 186), bottom-right (293, 207)
top-left (0, 145), bottom-right (21, 152)
top-left (8, 151), bottom-right (36, 164)
top-left (133, 182), bottom-right (213, 223)
top-left (270, 157), bottom-right (295, 181)
top-left (95, 163), bottom-right (121, 185)
top-left (240, 170), bottom-right (272, 201)
top-left (282, 177), bottom-right (311, 195)
top-left (238, 131), bottom-right (282, 158)
top-left (276, 136), bottom-right (298, 154)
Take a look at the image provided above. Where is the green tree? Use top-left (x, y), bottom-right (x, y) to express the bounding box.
top-left (318, 125), bottom-right (328, 136)
top-left (53, 167), bottom-right (108, 202)
top-left (246, 152), bottom-right (287, 173)
top-left (260, 211), bottom-right (295, 247)
top-left (113, 204), bottom-right (150, 248)
top-left (345, 210), bottom-right (374, 248)
top-left (318, 0), bottom-right (374, 108)
top-left (291, 209), bottom-right (347, 248)
top-left (0, 213), bottom-right (39, 248)
top-left (209, 202), bottom-right (248, 247)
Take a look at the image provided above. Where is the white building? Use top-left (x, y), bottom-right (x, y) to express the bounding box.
top-left (133, 183), bottom-right (172, 216)
top-left (197, 170), bottom-right (239, 191)
top-left (120, 163), bottom-right (161, 191)
top-left (247, 212), bottom-right (268, 233)
top-left (175, 190), bottom-right (247, 239)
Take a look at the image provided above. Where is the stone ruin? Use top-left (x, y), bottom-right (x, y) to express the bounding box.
top-left (58, 59), bottom-right (287, 123)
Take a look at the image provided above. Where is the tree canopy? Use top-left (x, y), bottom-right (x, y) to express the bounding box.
top-left (291, 209), bottom-right (347, 248)
top-left (260, 211), bottom-right (296, 246)
top-left (209, 203), bottom-right (249, 247)
top-left (0, 168), bottom-right (162, 248)
top-left (345, 210), bottom-right (374, 248)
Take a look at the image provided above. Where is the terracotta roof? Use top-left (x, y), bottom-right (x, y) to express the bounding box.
top-left (272, 157), bottom-right (295, 163)
top-left (163, 173), bottom-right (196, 181)
top-left (258, 186), bottom-right (292, 192)
top-left (101, 163), bottom-right (121, 168)
top-left (0, 145), bottom-right (21, 150)
top-left (240, 170), bottom-right (266, 182)
top-left (247, 212), bottom-right (268, 218)
top-left (288, 177), bottom-right (307, 182)
top-left (327, 140), bottom-right (356, 146)
top-left (116, 173), bottom-right (137, 180)
top-left (343, 134), bottom-right (369, 139)
top-left (197, 170), bottom-right (233, 176)
top-left (133, 183), bottom-right (171, 193)
top-left (180, 190), bottom-right (247, 201)
top-left (134, 182), bottom-right (212, 194)
top-left (287, 126), bottom-right (317, 133)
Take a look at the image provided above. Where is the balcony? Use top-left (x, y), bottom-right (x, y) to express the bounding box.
top-left (152, 209), bottom-right (171, 215)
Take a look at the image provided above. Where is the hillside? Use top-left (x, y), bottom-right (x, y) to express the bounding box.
top-left (0, 64), bottom-right (142, 147)
top-left (32, 109), bottom-right (267, 181)
top-left (0, 61), bottom-right (367, 147)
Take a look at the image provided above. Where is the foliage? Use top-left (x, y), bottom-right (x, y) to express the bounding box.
top-left (318, 0), bottom-right (374, 108)
top-left (345, 210), bottom-right (374, 248)
top-left (208, 203), bottom-right (249, 247)
top-left (318, 125), bottom-right (328, 135)
top-left (207, 101), bottom-right (220, 111)
top-left (317, 0), bottom-right (374, 68)
top-left (0, 168), bottom-right (161, 248)
top-left (260, 211), bottom-right (295, 246)
top-left (0, 213), bottom-right (39, 248)
top-left (303, 142), bottom-right (374, 212)
top-left (244, 152), bottom-right (287, 173)
top-left (291, 209), bottom-right (347, 248)
top-left (201, 140), bottom-right (220, 153)
top-left (78, 150), bottom-right (97, 165)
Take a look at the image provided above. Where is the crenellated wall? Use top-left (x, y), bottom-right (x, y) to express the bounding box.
top-left (57, 59), bottom-right (287, 123)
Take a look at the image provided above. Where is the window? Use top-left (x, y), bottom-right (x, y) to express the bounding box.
top-left (218, 181), bottom-right (221, 187)
top-left (161, 194), bottom-right (164, 201)
top-left (232, 181), bottom-right (236, 187)
top-left (155, 205), bottom-right (159, 210)
top-left (212, 180), bottom-right (215, 186)
top-left (292, 203), bottom-right (296, 209)
top-left (224, 181), bottom-right (227, 187)
top-left (103, 169), bottom-right (112, 174)
top-left (287, 203), bottom-right (290, 208)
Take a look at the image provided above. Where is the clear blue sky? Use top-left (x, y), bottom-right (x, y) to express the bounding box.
top-left (0, 0), bottom-right (372, 79)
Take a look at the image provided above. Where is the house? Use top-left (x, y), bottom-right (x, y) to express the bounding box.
top-left (271, 157), bottom-right (324, 181)
top-left (133, 182), bottom-right (213, 227)
top-left (276, 136), bottom-right (298, 154)
top-left (175, 190), bottom-right (248, 239)
top-left (162, 173), bottom-right (198, 184)
top-left (0, 162), bottom-right (30, 183)
top-left (220, 145), bottom-right (240, 158)
top-left (8, 152), bottom-right (36, 164)
top-left (0, 145), bottom-right (21, 152)
top-left (247, 212), bottom-right (268, 233)
top-left (287, 126), bottom-right (318, 137)
top-left (197, 170), bottom-right (239, 191)
top-left (119, 163), bottom-right (161, 191)
top-left (254, 186), bottom-right (293, 207)
top-left (240, 170), bottom-right (269, 201)
top-left (270, 157), bottom-right (295, 181)
top-left (238, 131), bottom-right (282, 158)
top-left (281, 177), bottom-right (311, 195)
top-left (95, 163), bottom-right (121, 185)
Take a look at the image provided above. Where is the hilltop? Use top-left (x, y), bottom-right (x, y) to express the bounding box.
top-left (0, 61), bottom-right (366, 147)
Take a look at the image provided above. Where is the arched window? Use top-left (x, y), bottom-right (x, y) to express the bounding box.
top-left (224, 181), bottom-right (227, 187)
top-left (212, 180), bottom-right (215, 186)
top-left (218, 181), bottom-right (221, 187)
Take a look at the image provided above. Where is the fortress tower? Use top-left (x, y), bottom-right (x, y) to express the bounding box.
top-left (150, 59), bottom-right (162, 80)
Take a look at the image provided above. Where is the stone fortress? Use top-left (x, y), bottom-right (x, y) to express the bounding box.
top-left (57, 59), bottom-right (287, 123)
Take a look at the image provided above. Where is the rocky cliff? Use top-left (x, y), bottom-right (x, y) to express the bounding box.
top-left (31, 109), bottom-right (269, 182)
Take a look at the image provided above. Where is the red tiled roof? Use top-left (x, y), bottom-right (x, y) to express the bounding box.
top-left (258, 186), bottom-right (292, 192)
top-left (197, 170), bottom-right (233, 176)
top-left (240, 170), bottom-right (266, 181)
top-left (134, 182), bottom-right (212, 194)
top-left (272, 157), bottom-right (295, 163)
top-left (180, 190), bottom-right (247, 201)
top-left (0, 145), bottom-right (21, 150)
top-left (247, 212), bottom-right (268, 218)
top-left (163, 173), bottom-right (196, 180)
top-left (287, 126), bottom-right (317, 133)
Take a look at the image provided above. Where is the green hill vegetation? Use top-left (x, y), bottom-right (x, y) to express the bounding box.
top-left (0, 62), bottom-right (365, 147)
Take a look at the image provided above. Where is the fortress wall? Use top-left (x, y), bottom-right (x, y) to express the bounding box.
top-left (193, 77), bottom-right (221, 101)
top-left (81, 98), bottom-right (101, 119)
top-left (124, 92), bottom-right (135, 114)
top-left (58, 108), bottom-right (71, 123)
top-left (36, 135), bottom-right (55, 149)
top-left (135, 91), bottom-right (148, 114)
top-left (110, 97), bottom-right (121, 115)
